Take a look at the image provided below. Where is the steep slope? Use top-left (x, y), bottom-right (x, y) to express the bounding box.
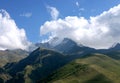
top-left (40, 54), bottom-right (120, 83)
top-left (6, 47), bottom-right (69, 83)
top-left (0, 49), bottom-right (28, 67)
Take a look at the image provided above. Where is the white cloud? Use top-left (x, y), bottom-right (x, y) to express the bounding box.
top-left (20, 13), bottom-right (32, 18)
top-left (40, 4), bottom-right (120, 49)
top-left (0, 9), bottom-right (31, 50)
top-left (76, 1), bottom-right (79, 7)
top-left (47, 6), bottom-right (59, 20)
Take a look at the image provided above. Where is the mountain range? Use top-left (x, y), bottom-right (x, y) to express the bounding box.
top-left (0, 38), bottom-right (120, 83)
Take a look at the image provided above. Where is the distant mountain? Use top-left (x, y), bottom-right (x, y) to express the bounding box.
top-left (54, 38), bottom-right (82, 53)
top-left (40, 53), bottom-right (120, 83)
top-left (109, 43), bottom-right (120, 50)
top-left (105, 44), bottom-right (120, 60)
top-left (36, 38), bottom-right (95, 54)
top-left (0, 49), bottom-right (28, 67)
top-left (97, 43), bottom-right (120, 60)
top-left (34, 37), bottom-right (61, 49)
top-left (54, 38), bottom-right (95, 54)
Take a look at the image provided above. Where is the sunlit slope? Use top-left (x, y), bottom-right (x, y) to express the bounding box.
top-left (41, 54), bottom-right (120, 83)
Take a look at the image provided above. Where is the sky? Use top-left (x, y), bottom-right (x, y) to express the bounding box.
top-left (0, 0), bottom-right (120, 50)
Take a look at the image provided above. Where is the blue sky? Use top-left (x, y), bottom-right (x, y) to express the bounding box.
top-left (0, 0), bottom-right (120, 49)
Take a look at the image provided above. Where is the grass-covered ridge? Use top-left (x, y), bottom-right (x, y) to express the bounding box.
top-left (41, 62), bottom-right (89, 82)
top-left (40, 53), bottom-right (120, 83)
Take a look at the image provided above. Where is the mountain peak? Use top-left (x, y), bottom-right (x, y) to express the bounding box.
top-left (110, 43), bottom-right (120, 50)
top-left (114, 43), bottom-right (120, 47)
top-left (60, 38), bottom-right (77, 46)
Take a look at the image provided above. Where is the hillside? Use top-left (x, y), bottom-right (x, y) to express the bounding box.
top-left (6, 47), bottom-right (69, 83)
top-left (0, 49), bottom-right (28, 67)
top-left (2, 41), bottom-right (120, 83)
top-left (40, 53), bottom-right (120, 83)
top-left (6, 44), bottom-right (97, 83)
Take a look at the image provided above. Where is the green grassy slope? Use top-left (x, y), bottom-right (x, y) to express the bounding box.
top-left (40, 53), bottom-right (120, 83)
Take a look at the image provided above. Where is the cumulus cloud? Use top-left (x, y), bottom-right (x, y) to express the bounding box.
top-left (20, 12), bottom-right (32, 18)
top-left (0, 9), bottom-right (31, 50)
top-left (47, 6), bottom-right (59, 20)
top-left (40, 4), bottom-right (120, 49)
